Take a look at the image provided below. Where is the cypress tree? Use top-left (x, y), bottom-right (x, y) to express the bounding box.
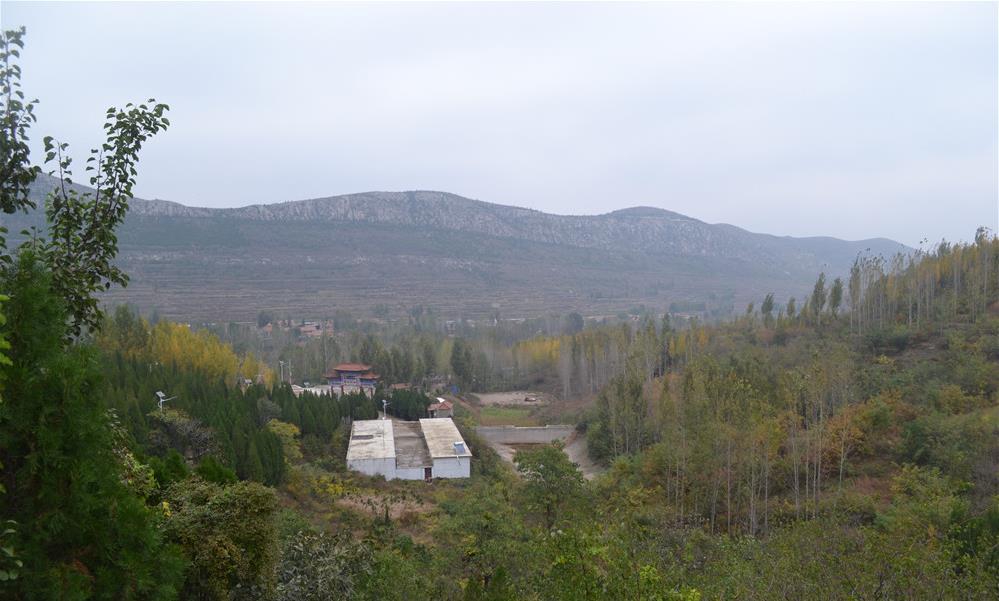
top-left (243, 439), bottom-right (265, 483)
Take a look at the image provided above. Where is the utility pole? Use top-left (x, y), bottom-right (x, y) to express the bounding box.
top-left (322, 317), bottom-right (328, 373)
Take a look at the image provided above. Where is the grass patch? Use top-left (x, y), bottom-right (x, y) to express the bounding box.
top-left (478, 405), bottom-right (539, 426)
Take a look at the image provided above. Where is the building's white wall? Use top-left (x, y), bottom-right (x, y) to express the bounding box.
top-left (432, 457), bottom-right (470, 478)
top-left (394, 466), bottom-right (427, 481)
top-left (348, 457), bottom-right (396, 479)
top-left (350, 459), bottom-right (429, 480)
top-left (332, 384), bottom-right (376, 397)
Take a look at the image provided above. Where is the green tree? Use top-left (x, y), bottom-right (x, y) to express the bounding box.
top-left (436, 482), bottom-right (531, 595)
top-left (0, 28), bottom-right (179, 598)
top-left (829, 276), bottom-right (844, 317)
top-left (38, 98), bottom-right (169, 336)
top-left (0, 27), bottom-right (39, 222)
top-left (450, 337), bottom-right (475, 389)
top-left (0, 254), bottom-right (184, 599)
top-left (277, 531), bottom-right (373, 600)
top-left (761, 293), bottom-right (775, 328)
top-left (257, 310), bottom-right (274, 328)
top-left (0, 34), bottom-right (36, 579)
top-left (195, 455), bottom-right (237, 485)
top-left (811, 272), bottom-right (827, 324)
top-left (563, 312), bottom-right (585, 335)
top-left (514, 441), bottom-right (585, 530)
top-left (149, 448), bottom-right (189, 489)
top-left (267, 418), bottom-right (303, 463)
top-left (164, 477), bottom-right (279, 600)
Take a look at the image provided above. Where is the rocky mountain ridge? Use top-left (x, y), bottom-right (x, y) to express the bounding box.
top-left (2, 176), bottom-right (909, 321)
top-left (117, 188), bottom-right (903, 269)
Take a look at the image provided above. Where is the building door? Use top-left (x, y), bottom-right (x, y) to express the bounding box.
top-left (424, 467), bottom-right (432, 482)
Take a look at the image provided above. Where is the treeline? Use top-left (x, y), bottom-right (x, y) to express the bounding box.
top-left (99, 308), bottom-right (275, 387)
top-left (404, 230), bottom-right (997, 399)
top-left (211, 308), bottom-right (577, 389)
top-left (847, 228), bottom-right (998, 332)
top-left (582, 231), bottom-right (999, 538)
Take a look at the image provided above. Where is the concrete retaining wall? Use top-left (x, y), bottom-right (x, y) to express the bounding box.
top-left (475, 425), bottom-right (574, 445)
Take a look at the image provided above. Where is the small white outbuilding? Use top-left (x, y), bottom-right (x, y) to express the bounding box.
top-left (346, 417), bottom-right (471, 480)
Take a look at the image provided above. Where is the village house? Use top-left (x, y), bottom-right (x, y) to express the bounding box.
top-left (427, 398), bottom-right (454, 418)
top-left (346, 417), bottom-right (471, 480)
top-left (298, 322), bottom-right (322, 339)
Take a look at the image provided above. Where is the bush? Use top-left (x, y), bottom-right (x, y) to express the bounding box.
top-left (196, 456), bottom-right (237, 485)
top-left (864, 325), bottom-right (911, 354)
top-left (164, 478), bottom-right (279, 600)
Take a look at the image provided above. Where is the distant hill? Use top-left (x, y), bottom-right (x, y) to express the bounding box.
top-left (2, 175), bottom-right (909, 322)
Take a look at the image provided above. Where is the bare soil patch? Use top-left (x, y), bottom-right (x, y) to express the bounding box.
top-left (336, 493), bottom-right (431, 520)
top-left (473, 391), bottom-right (552, 407)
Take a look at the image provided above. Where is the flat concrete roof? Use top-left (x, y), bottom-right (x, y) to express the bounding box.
top-left (420, 418), bottom-right (472, 458)
top-left (346, 419), bottom-right (396, 461)
top-left (393, 421), bottom-right (432, 469)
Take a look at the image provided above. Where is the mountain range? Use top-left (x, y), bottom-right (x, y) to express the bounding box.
top-left (3, 175), bottom-right (909, 322)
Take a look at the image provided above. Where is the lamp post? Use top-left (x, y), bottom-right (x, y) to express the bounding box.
top-left (155, 390), bottom-right (176, 412)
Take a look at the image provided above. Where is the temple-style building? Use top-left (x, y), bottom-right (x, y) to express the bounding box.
top-left (325, 363), bottom-right (379, 397)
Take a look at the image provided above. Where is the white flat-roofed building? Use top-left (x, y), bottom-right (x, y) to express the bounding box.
top-left (346, 417), bottom-right (471, 480)
top-left (420, 418), bottom-right (472, 478)
top-left (346, 419), bottom-right (397, 478)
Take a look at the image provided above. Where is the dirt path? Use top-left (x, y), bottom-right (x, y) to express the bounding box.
top-left (562, 431), bottom-right (602, 480)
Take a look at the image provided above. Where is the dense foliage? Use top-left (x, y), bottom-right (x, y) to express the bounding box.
top-left (0, 254), bottom-right (185, 599)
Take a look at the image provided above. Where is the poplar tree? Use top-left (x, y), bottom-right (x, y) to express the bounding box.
top-left (811, 273), bottom-right (827, 325)
top-left (829, 277), bottom-right (844, 318)
top-left (761, 293), bottom-right (775, 328)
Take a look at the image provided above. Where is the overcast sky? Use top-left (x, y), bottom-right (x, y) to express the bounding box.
top-left (2, 1), bottom-right (996, 246)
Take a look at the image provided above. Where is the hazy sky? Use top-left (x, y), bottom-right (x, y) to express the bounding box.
top-left (2, 1), bottom-right (996, 246)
